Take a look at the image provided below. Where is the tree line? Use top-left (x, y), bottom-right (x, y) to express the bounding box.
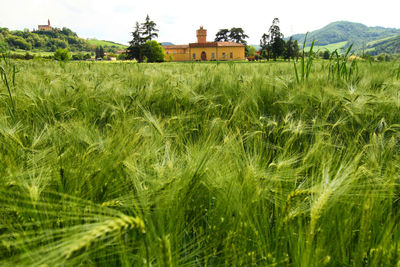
top-left (214, 18), bottom-right (299, 61)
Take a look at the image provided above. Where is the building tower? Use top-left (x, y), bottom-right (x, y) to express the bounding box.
top-left (48, 19), bottom-right (50, 26)
top-left (196, 26), bottom-right (207, 43)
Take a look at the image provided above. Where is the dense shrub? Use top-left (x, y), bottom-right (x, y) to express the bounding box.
top-left (54, 48), bottom-right (71, 61)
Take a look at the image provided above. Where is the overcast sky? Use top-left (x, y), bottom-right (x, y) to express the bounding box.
top-left (1, 0), bottom-right (399, 45)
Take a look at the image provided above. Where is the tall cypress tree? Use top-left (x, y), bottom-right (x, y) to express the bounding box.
top-left (268, 18), bottom-right (284, 61)
top-left (95, 46), bottom-right (100, 59)
top-left (141, 15), bottom-right (159, 42)
top-left (127, 22), bottom-right (144, 61)
top-left (99, 46), bottom-right (105, 58)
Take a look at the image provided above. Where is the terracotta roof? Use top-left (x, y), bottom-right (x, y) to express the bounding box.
top-left (216, 42), bottom-right (245, 47)
top-left (189, 42), bottom-right (245, 48)
top-left (162, 45), bottom-right (189, 49)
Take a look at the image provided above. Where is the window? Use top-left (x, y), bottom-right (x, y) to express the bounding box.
top-left (166, 51), bottom-right (169, 54)
top-left (230, 52), bottom-right (233, 59)
top-left (173, 51), bottom-right (176, 54)
top-left (211, 53), bottom-right (215, 59)
top-left (192, 53), bottom-right (196, 59)
top-left (179, 50), bottom-right (183, 54)
top-left (222, 52), bottom-right (226, 59)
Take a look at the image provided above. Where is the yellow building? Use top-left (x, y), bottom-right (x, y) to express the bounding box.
top-left (163, 26), bottom-right (245, 62)
top-left (38, 19), bottom-right (52, 31)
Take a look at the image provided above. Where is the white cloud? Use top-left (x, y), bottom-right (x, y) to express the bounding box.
top-left (0, 0), bottom-right (399, 45)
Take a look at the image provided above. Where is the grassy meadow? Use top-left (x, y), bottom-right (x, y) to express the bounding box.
top-left (1, 58), bottom-right (400, 266)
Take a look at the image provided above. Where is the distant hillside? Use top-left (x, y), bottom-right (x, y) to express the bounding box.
top-left (291, 21), bottom-right (400, 53)
top-left (161, 42), bottom-right (174, 46)
top-left (87, 39), bottom-right (127, 51)
top-left (0, 27), bottom-right (126, 53)
top-left (366, 35), bottom-right (400, 55)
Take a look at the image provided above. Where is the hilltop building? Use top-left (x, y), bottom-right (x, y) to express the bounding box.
top-left (38, 20), bottom-right (52, 31)
top-left (163, 26), bottom-right (245, 61)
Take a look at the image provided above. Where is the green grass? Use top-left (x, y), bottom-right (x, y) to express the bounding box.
top-left (366, 36), bottom-right (396, 47)
top-left (87, 39), bottom-right (127, 50)
top-left (305, 41), bottom-right (348, 52)
top-left (1, 59), bottom-right (400, 266)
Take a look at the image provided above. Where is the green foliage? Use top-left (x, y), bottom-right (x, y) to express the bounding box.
top-left (260, 18), bottom-right (291, 61)
top-left (215, 29), bottom-right (230, 42)
top-left (328, 44), bottom-right (358, 82)
top-left (142, 40), bottom-right (165, 62)
top-left (0, 27), bottom-right (126, 54)
top-left (117, 53), bottom-right (128, 60)
top-left (0, 54), bottom-right (17, 120)
top-left (294, 33), bottom-right (315, 83)
top-left (95, 46), bottom-right (105, 59)
top-left (214, 28), bottom-right (249, 44)
top-left (1, 60), bottom-right (400, 266)
top-left (72, 52), bottom-right (91, 61)
top-left (246, 45), bottom-right (257, 57)
top-left (228, 27), bottom-right (249, 45)
top-left (141, 14), bottom-right (159, 42)
top-left (323, 50), bottom-right (330, 59)
top-left (128, 16), bottom-right (162, 62)
top-left (6, 35), bottom-right (32, 50)
top-left (127, 22), bottom-right (145, 61)
top-left (54, 48), bottom-right (71, 62)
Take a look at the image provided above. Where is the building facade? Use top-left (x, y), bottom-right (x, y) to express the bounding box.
top-left (163, 26), bottom-right (245, 62)
top-left (38, 20), bottom-right (52, 31)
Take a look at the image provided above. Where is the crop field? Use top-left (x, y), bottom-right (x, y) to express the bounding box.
top-left (1, 59), bottom-right (400, 266)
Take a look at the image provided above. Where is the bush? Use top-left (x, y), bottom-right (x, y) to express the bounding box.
top-left (6, 36), bottom-right (32, 50)
top-left (54, 48), bottom-right (71, 62)
top-left (117, 53), bottom-right (128, 60)
top-left (0, 40), bottom-right (9, 52)
top-left (142, 41), bottom-right (165, 63)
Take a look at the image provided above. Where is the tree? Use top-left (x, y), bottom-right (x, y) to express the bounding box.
top-left (260, 33), bottom-right (271, 60)
top-left (271, 37), bottom-right (285, 61)
top-left (284, 37), bottom-right (293, 61)
top-left (95, 46), bottom-right (105, 59)
top-left (228, 28), bottom-right (249, 45)
top-left (323, 50), bottom-right (330, 59)
top-left (246, 45), bottom-right (257, 57)
top-left (141, 15), bottom-right (159, 42)
top-left (54, 48), bottom-right (71, 62)
top-left (127, 22), bottom-right (145, 61)
top-left (141, 40), bottom-right (165, 62)
top-left (128, 16), bottom-right (161, 62)
top-left (95, 46), bottom-right (99, 58)
top-left (99, 46), bottom-right (105, 58)
top-left (215, 29), bottom-right (230, 42)
top-left (268, 18), bottom-right (284, 61)
top-left (6, 36), bottom-right (32, 50)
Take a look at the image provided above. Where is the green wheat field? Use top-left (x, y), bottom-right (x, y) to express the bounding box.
top-left (1, 58), bottom-right (400, 266)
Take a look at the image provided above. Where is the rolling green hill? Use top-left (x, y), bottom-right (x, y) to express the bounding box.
top-left (366, 35), bottom-right (400, 55)
top-left (291, 21), bottom-right (400, 53)
top-left (0, 27), bottom-right (127, 54)
top-left (87, 39), bottom-right (127, 51)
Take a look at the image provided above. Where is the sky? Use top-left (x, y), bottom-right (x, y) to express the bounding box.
top-left (1, 0), bottom-right (399, 45)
